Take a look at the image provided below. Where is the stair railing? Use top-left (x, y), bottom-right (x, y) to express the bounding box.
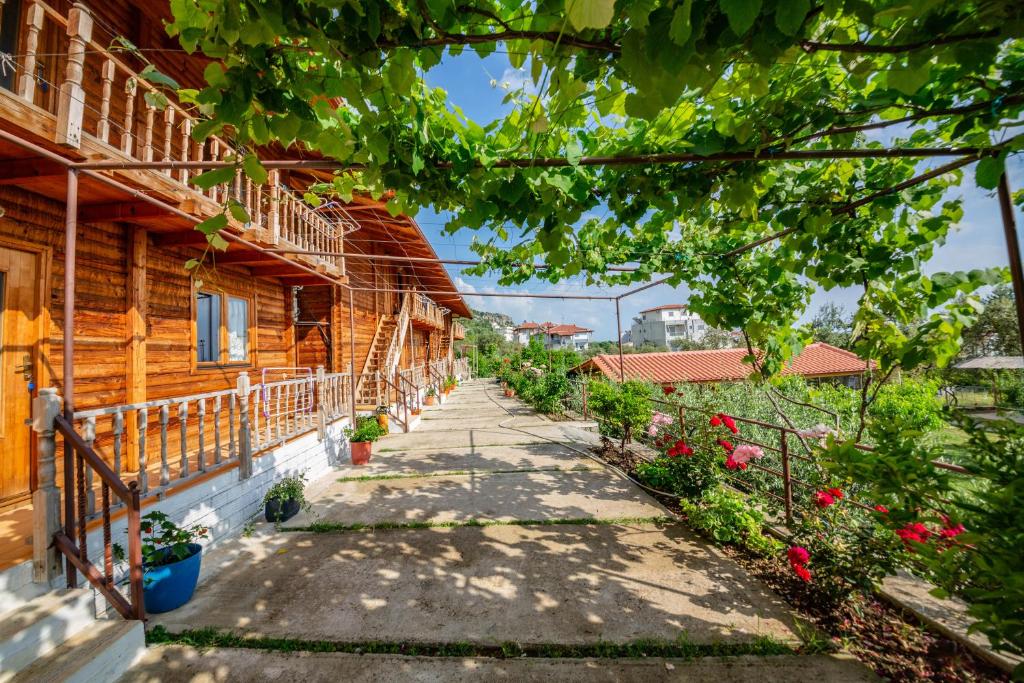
top-left (382, 293), bottom-right (412, 380)
top-left (379, 373), bottom-right (410, 432)
top-left (32, 389), bottom-right (145, 621)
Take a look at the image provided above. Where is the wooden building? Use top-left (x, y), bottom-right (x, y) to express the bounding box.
top-left (0, 0), bottom-right (469, 634)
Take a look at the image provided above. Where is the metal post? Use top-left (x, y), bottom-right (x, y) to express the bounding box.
top-left (998, 172), bottom-right (1024, 355)
top-left (63, 168), bottom-right (78, 587)
top-left (781, 431), bottom-right (793, 526)
top-left (615, 298), bottom-right (625, 381)
top-left (347, 288), bottom-right (358, 426)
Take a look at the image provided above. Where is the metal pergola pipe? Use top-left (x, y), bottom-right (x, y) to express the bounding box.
top-left (266, 249), bottom-right (643, 272)
top-left (69, 146), bottom-right (994, 172)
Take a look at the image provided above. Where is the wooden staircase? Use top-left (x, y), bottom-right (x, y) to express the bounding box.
top-left (355, 317), bottom-right (396, 408)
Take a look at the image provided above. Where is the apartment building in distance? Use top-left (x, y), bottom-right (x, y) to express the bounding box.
top-left (630, 304), bottom-right (708, 348)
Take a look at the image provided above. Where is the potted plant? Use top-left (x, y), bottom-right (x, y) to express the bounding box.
top-left (424, 386), bottom-right (437, 405)
top-left (263, 473), bottom-right (307, 523)
top-left (444, 375), bottom-right (457, 394)
top-left (138, 511), bottom-right (208, 614)
top-left (375, 404), bottom-right (389, 434)
top-left (345, 416), bottom-right (385, 465)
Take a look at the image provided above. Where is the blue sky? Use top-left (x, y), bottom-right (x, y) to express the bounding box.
top-left (415, 51), bottom-right (1024, 341)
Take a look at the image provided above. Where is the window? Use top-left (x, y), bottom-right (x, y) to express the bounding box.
top-left (195, 290), bottom-right (252, 366)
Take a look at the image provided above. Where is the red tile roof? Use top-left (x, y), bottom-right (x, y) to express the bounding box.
top-left (573, 343), bottom-right (872, 383)
top-left (639, 304), bottom-right (688, 313)
top-left (515, 321), bottom-right (543, 330)
top-left (546, 324), bottom-right (592, 336)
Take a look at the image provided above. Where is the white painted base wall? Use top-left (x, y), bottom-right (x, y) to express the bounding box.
top-left (76, 416), bottom-right (352, 592)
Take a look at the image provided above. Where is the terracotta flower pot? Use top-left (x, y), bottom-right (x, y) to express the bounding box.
top-left (376, 413), bottom-right (389, 433)
top-left (425, 395), bottom-right (435, 406)
top-left (350, 440), bottom-right (372, 465)
top-left (504, 389), bottom-right (515, 398)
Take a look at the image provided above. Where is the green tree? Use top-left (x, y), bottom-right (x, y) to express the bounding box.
top-left (960, 285), bottom-right (1022, 357)
top-left (810, 303), bottom-right (852, 349)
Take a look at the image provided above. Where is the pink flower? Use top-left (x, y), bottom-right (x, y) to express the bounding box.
top-left (731, 444), bottom-right (764, 464)
top-left (792, 564), bottom-right (812, 582)
top-left (647, 425), bottom-right (659, 436)
top-left (814, 490), bottom-right (835, 509)
top-left (787, 546), bottom-right (810, 566)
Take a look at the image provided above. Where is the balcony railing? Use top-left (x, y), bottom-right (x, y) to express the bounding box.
top-left (412, 295), bottom-right (445, 329)
top-left (451, 321), bottom-right (466, 339)
top-left (5, 0), bottom-right (346, 275)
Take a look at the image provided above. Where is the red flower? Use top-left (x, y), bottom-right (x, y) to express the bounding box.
top-left (940, 522), bottom-right (965, 539)
top-left (662, 386), bottom-right (676, 395)
top-left (717, 439), bottom-right (734, 452)
top-left (676, 441), bottom-right (694, 457)
top-left (720, 414), bottom-right (739, 434)
top-left (813, 490), bottom-right (835, 509)
top-left (787, 546), bottom-right (810, 566)
top-left (896, 522), bottom-right (932, 547)
top-left (725, 454), bottom-right (747, 470)
top-left (828, 487), bottom-right (844, 500)
top-left (710, 415), bottom-right (722, 427)
top-left (792, 564), bottom-right (812, 582)
top-left (873, 505), bottom-right (889, 514)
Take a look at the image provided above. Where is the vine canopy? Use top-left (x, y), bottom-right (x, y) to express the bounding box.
top-left (164, 0), bottom-right (1024, 376)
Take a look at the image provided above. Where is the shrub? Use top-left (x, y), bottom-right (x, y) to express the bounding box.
top-left (530, 371), bottom-right (571, 414)
top-left (867, 378), bottom-right (944, 433)
top-left (587, 379), bottom-right (653, 450)
top-left (138, 511), bottom-right (208, 568)
top-left (678, 487), bottom-right (781, 557)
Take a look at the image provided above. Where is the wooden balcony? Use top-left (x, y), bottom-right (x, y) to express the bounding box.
top-left (451, 321), bottom-right (466, 340)
top-left (0, 0), bottom-right (348, 281)
top-left (411, 295), bottom-right (445, 330)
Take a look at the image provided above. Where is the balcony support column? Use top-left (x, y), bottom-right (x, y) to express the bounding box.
top-left (56, 3), bottom-right (94, 148)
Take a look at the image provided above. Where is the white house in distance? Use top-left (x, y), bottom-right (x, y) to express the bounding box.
top-left (631, 304), bottom-right (709, 347)
top-left (514, 321), bottom-right (592, 350)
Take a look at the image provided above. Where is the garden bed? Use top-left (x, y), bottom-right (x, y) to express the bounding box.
top-left (592, 438), bottom-right (1010, 683)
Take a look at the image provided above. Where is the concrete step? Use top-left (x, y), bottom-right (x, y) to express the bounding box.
top-left (0, 588), bottom-right (95, 680)
top-left (11, 618), bottom-right (144, 683)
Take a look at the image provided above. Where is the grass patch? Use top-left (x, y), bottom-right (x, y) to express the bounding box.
top-left (147, 626), bottom-right (794, 660)
top-left (335, 465), bottom-right (594, 483)
top-left (291, 515), bottom-right (676, 534)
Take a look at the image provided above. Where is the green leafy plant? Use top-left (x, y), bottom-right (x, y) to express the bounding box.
top-left (139, 511), bottom-right (208, 568)
top-left (263, 473), bottom-right (308, 508)
top-left (426, 386), bottom-right (437, 397)
top-left (444, 375), bottom-right (457, 391)
top-left (678, 487), bottom-right (781, 557)
top-left (345, 416), bottom-right (385, 443)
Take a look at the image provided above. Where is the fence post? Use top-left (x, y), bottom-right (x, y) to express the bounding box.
top-left (678, 406), bottom-right (686, 436)
top-left (55, 3), bottom-right (94, 148)
top-left (582, 382), bottom-right (589, 420)
top-left (31, 388), bottom-right (63, 582)
top-left (236, 372), bottom-right (253, 480)
top-left (780, 430), bottom-right (793, 526)
top-left (316, 365), bottom-right (326, 440)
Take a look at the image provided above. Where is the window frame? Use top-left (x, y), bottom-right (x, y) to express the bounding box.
top-left (191, 282), bottom-right (256, 371)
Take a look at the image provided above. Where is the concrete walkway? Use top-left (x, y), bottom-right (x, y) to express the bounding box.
top-left (136, 380), bottom-right (876, 681)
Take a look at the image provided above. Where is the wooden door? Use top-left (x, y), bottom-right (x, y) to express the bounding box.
top-left (0, 246), bottom-right (39, 506)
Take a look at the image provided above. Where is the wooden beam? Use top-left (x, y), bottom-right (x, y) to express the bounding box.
top-left (276, 275), bottom-right (336, 285)
top-left (125, 228), bottom-right (146, 472)
top-left (0, 158), bottom-right (66, 185)
top-left (80, 201), bottom-right (180, 223)
top-left (150, 231), bottom-right (208, 248)
top-left (208, 251), bottom-right (281, 266)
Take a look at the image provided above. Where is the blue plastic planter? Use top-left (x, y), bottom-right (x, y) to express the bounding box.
top-left (143, 543), bottom-right (202, 614)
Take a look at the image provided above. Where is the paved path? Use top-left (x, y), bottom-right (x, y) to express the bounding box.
top-left (137, 380), bottom-right (876, 681)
